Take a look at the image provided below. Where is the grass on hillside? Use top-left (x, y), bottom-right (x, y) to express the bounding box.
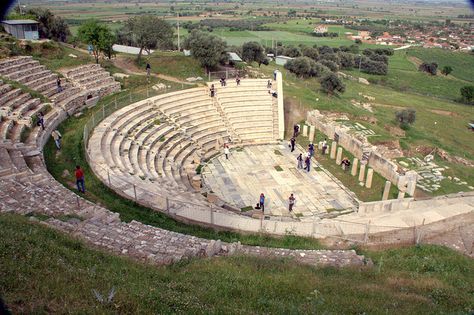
top-left (135, 51), bottom-right (206, 80)
top-left (407, 47), bottom-right (474, 83)
top-left (346, 50), bottom-right (470, 101)
top-left (43, 76), bottom-right (324, 250)
top-left (1, 213), bottom-right (473, 314)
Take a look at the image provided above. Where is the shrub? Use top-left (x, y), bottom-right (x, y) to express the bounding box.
top-left (284, 57), bottom-right (330, 78)
top-left (419, 62), bottom-right (438, 75)
top-left (361, 59), bottom-right (387, 75)
top-left (319, 59), bottom-right (338, 72)
top-left (320, 73), bottom-right (345, 95)
top-left (441, 65), bottom-right (453, 76)
top-left (460, 85), bottom-right (474, 104)
top-left (395, 109), bottom-right (416, 127)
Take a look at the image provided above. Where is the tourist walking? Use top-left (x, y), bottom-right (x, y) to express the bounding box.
top-left (51, 129), bottom-right (62, 150)
top-left (290, 137), bottom-right (296, 152)
top-left (341, 157), bottom-right (351, 171)
top-left (259, 193), bottom-right (265, 212)
top-left (220, 76), bottom-right (226, 87)
top-left (236, 75), bottom-right (241, 86)
top-left (267, 79), bottom-right (272, 89)
top-left (293, 124), bottom-right (300, 137)
top-left (322, 138), bottom-right (328, 155)
top-left (297, 153), bottom-right (303, 169)
top-left (75, 165), bottom-right (85, 193)
top-left (224, 145), bottom-right (230, 160)
top-left (56, 77), bottom-right (62, 93)
top-left (288, 193), bottom-right (295, 212)
top-left (146, 62), bottom-right (151, 80)
top-left (36, 112), bottom-right (45, 130)
top-left (210, 84), bottom-right (215, 97)
top-left (308, 142), bottom-right (315, 157)
top-left (304, 155), bottom-right (311, 172)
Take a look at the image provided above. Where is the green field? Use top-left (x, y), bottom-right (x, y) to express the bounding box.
top-left (346, 49), bottom-right (473, 101)
top-left (407, 47), bottom-right (474, 82)
top-left (2, 214), bottom-right (473, 314)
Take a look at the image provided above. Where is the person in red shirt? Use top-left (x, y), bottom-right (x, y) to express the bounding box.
top-left (75, 165), bottom-right (85, 193)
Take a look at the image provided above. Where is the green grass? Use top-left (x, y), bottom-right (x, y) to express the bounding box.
top-left (136, 50), bottom-right (205, 80)
top-left (43, 80), bottom-right (323, 250)
top-left (407, 47), bottom-right (474, 83)
top-left (33, 43), bottom-right (95, 71)
top-left (1, 213), bottom-right (473, 314)
top-left (274, 165), bottom-right (284, 172)
top-left (346, 49), bottom-right (471, 101)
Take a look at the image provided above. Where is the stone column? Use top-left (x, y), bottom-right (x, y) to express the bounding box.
top-left (358, 163), bottom-right (366, 182)
top-left (365, 168), bottom-right (374, 188)
top-left (330, 141), bottom-right (337, 159)
top-left (336, 147), bottom-right (343, 165)
top-left (397, 190), bottom-right (406, 199)
top-left (382, 181), bottom-right (391, 200)
top-left (309, 125), bottom-right (315, 143)
top-left (302, 125), bottom-right (308, 137)
top-left (351, 158), bottom-right (359, 176)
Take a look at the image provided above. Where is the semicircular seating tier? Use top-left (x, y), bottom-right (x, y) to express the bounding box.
top-left (87, 80), bottom-right (280, 212)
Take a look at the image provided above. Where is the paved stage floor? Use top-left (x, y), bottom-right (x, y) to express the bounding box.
top-left (201, 144), bottom-right (357, 217)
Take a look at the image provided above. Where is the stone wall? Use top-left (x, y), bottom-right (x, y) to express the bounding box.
top-left (306, 109), bottom-right (417, 195)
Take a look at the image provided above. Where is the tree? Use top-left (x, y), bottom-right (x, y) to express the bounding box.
top-left (284, 57), bottom-right (329, 78)
top-left (319, 59), bottom-right (338, 72)
top-left (441, 65), bottom-right (453, 76)
top-left (24, 8), bottom-right (70, 42)
top-left (184, 30), bottom-right (227, 72)
top-left (302, 46), bottom-right (319, 61)
top-left (77, 20), bottom-right (114, 64)
top-left (418, 62), bottom-right (438, 75)
top-left (241, 41), bottom-right (266, 67)
top-left (320, 73), bottom-right (345, 95)
top-left (283, 46), bottom-right (301, 58)
top-left (460, 86), bottom-right (474, 104)
top-left (395, 109), bottom-right (416, 129)
top-left (122, 15), bottom-right (174, 62)
top-left (361, 59), bottom-right (388, 75)
top-left (338, 52), bottom-right (355, 69)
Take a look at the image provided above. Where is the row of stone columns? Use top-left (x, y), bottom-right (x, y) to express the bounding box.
top-left (300, 124), bottom-right (400, 201)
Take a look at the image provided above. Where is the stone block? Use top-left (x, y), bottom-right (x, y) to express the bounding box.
top-left (365, 168), bottom-right (374, 188)
top-left (336, 147), bottom-right (343, 165)
top-left (330, 141), bottom-right (337, 159)
top-left (302, 125), bottom-right (308, 137)
top-left (382, 181), bottom-right (391, 201)
top-left (351, 158), bottom-right (359, 176)
top-left (309, 125), bottom-right (315, 142)
top-left (358, 163), bottom-right (366, 182)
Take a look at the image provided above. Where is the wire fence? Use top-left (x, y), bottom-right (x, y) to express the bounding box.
top-left (80, 81), bottom-right (454, 245)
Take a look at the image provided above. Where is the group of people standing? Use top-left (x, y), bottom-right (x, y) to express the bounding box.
top-left (210, 75), bottom-right (241, 97)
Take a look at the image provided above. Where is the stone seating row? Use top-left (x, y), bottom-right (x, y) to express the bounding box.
top-left (89, 88), bottom-right (232, 206)
top-left (209, 80), bottom-right (277, 143)
top-left (61, 63), bottom-right (121, 99)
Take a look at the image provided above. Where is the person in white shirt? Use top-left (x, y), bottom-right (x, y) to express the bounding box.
top-left (51, 129), bottom-right (62, 150)
top-left (224, 145), bottom-right (230, 159)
